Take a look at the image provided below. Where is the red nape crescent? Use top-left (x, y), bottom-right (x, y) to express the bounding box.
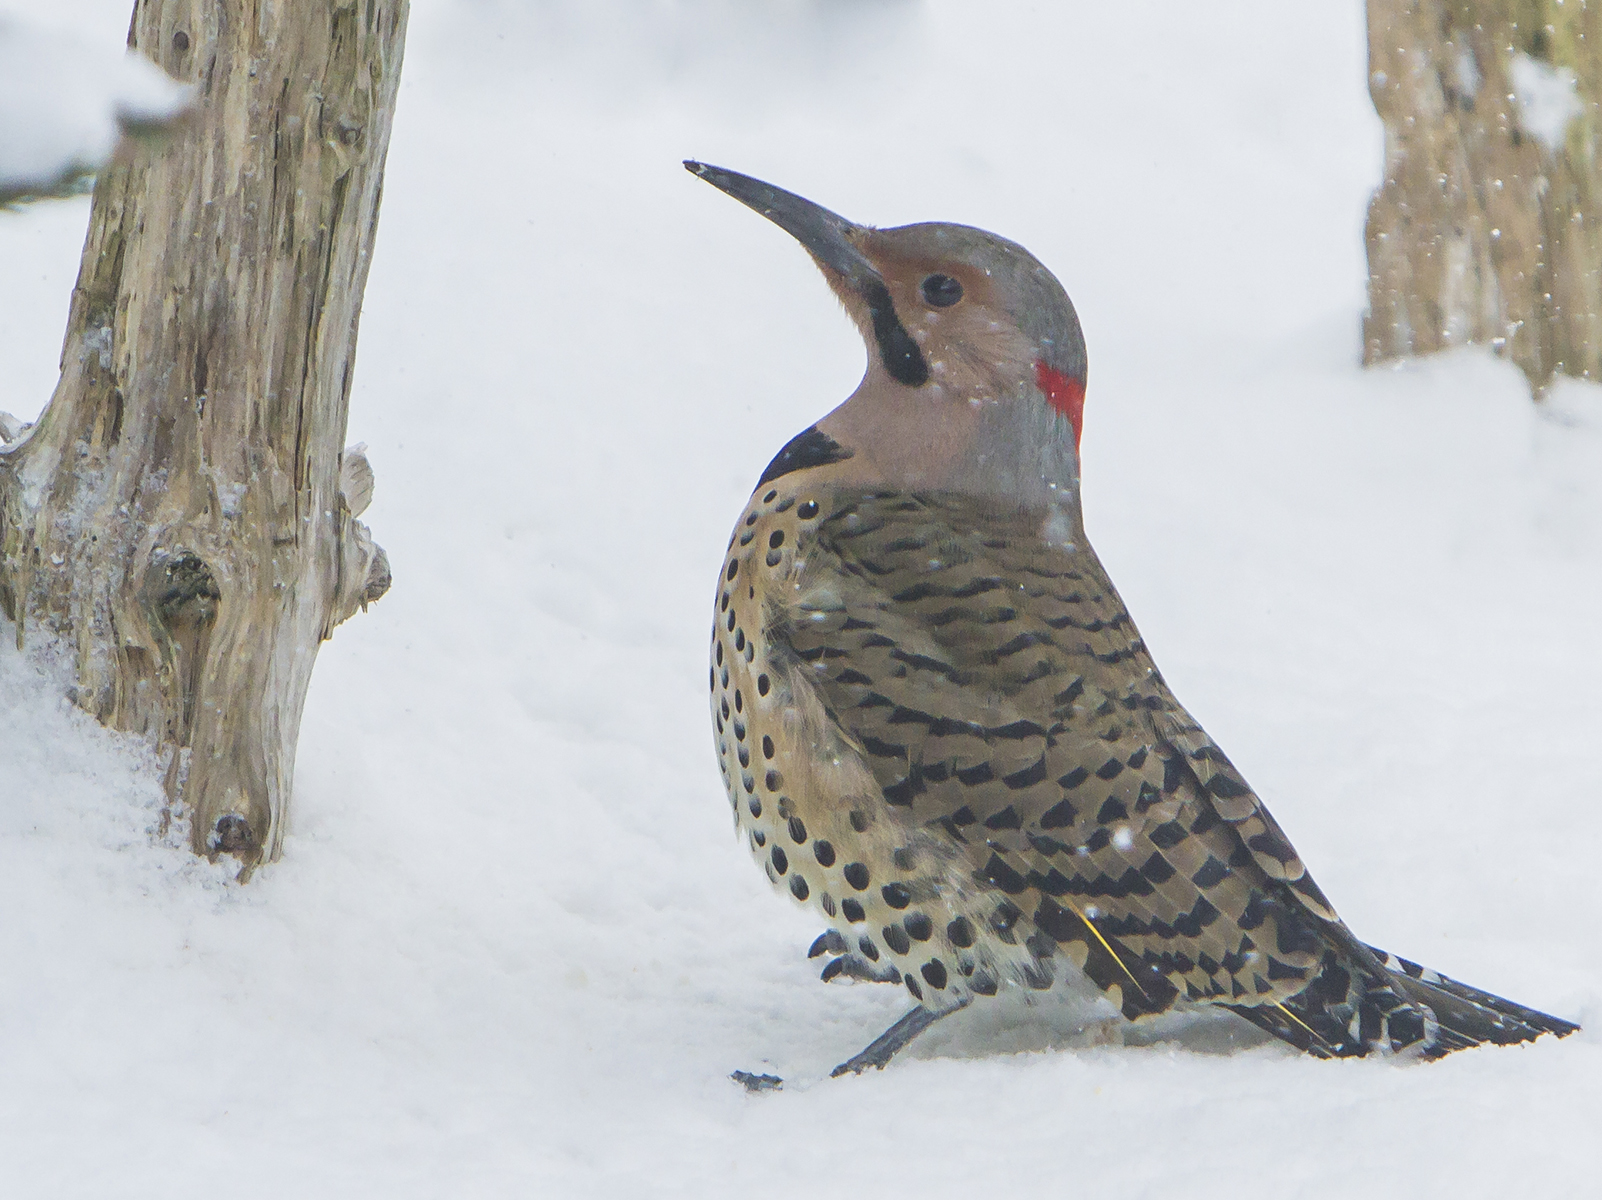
top-left (1035, 361), bottom-right (1085, 449)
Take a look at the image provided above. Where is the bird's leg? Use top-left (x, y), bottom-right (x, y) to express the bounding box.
top-left (830, 996), bottom-right (972, 1077)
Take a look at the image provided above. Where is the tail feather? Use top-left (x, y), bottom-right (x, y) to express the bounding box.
top-left (1226, 936), bottom-right (1577, 1059)
top-left (1363, 943), bottom-right (1579, 1046)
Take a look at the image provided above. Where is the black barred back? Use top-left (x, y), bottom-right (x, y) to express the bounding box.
top-left (713, 487), bottom-right (1577, 1058)
top-left (777, 491), bottom-right (1346, 1016)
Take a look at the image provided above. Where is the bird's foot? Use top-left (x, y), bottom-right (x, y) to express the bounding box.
top-left (820, 954), bottom-right (902, 984)
top-left (807, 930), bottom-right (847, 958)
top-left (830, 997), bottom-right (971, 1077)
top-left (809, 930), bottom-right (900, 985)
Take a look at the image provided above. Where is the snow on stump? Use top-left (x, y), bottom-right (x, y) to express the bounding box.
top-left (0, 18), bottom-right (189, 205)
top-left (0, 1), bottom-right (408, 874)
top-left (1364, 2), bottom-right (1602, 396)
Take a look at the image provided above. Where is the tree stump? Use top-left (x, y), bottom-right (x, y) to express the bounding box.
top-left (0, 0), bottom-right (408, 872)
top-left (1364, 1), bottom-right (1602, 395)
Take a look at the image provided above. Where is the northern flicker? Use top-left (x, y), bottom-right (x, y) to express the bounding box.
top-left (690, 161), bottom-right (1578, 1076)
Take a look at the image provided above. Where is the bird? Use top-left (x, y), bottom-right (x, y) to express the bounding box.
top-left (688, 160), bottom-right (1578, 1077)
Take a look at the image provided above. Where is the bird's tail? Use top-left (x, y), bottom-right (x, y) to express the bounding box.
top-left (1226, 934), bottom-right (1577, 1058)
top-left (1362, 944), bottom-right (1578, 1053)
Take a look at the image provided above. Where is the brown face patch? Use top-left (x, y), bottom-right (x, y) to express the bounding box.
top-left (850, 243), bottom-right (1037, 406)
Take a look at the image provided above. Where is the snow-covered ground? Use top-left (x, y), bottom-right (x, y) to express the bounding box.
top-left (1, 2), bottom-right (1598, 1195)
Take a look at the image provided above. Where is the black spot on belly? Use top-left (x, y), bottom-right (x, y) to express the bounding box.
top-left (881, 882), bottom-right (911, 909)
top-left (989, 901), bottom-right (1022, 942)
top-left (947, 918), bottom-right (974, 948)
top-left (920, 960), bottom-right (948, 990)
top-left (790, 875), bottom-right (809, 901)
top-left (771, 846), bottom-right (788, 875)
top-left (904, 913), bottom-right (932, 941)
top-left (842, 898), bottom-right (865, 923)
top-left (884, 925), bottom-right (912, 955)
top-left (813, 840), bottom-right (836, 867)
top-left (844, 863), bottom-right (870, 891)
top-left (858, 936), bottom-right (879, 961)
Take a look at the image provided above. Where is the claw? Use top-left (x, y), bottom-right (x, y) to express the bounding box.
top-left (807, 930), bottom-right (848, 958)
top-left (820, 953), bottom-right (902, 984)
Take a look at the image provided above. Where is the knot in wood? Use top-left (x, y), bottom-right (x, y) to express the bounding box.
top-left (212, 814), bottom-right (260, 861)
top-left (153, 552), bottom-right (220, 629)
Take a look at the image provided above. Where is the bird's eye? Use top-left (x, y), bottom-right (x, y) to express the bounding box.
top-left (920, 273), bottom-right (963, 307)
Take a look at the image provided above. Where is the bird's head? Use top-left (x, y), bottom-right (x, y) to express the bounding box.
top-left (688, 161), bottom-right (1087, 514)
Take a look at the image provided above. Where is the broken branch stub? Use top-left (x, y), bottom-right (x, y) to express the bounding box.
top-left (1364, 1), bottom-right (1602, 396)
top-left (0, 0), bottom-right (408, 868)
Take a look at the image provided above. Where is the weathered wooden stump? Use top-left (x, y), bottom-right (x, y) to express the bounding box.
top-left (1365, 1), bottom-right (1602, 395)
top-left (0, 0), bottom-right (409, 872)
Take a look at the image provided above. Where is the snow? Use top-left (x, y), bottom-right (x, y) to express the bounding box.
top-left (0, 9), bottom-right (186, 198)
top-left (1509, 51), bottom-right (1585, 155)
top-left (1456, 47), bottom-right (1483, 101)
top-left (1, 2), bottom-right (1599, 1195)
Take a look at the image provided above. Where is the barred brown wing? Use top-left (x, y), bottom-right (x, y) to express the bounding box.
top-left (781, 490), bottom-right (1344, 1013)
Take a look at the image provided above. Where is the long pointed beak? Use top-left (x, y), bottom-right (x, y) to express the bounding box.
top-left (684, 161), bottom-right (885, 295)
top-left (685, 161), bottom-right (929, 387)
